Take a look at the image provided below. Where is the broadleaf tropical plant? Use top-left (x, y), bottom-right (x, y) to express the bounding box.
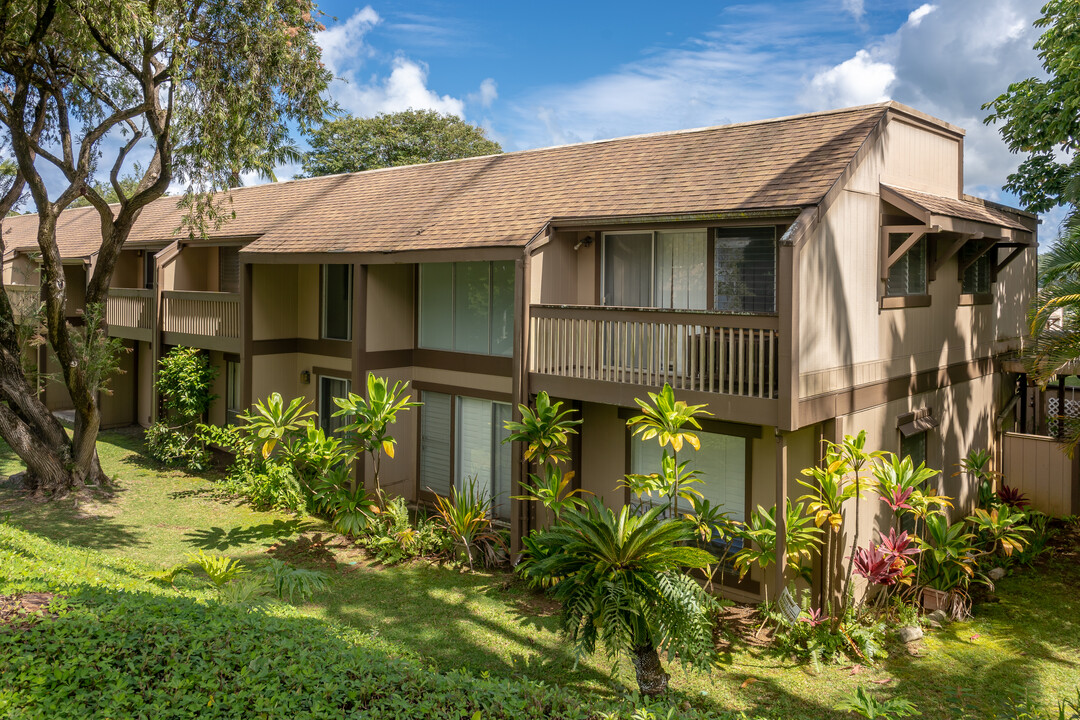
top-left (239, 393), bottom-right (316, 460)
top-left (733, 500), bottom-right (822, 584)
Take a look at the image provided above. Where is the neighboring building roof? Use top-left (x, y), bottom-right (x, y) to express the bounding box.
top-left (881, 184), bottom-right (1030, 232)
top-left (1, 101), bottom-right (1002, 258)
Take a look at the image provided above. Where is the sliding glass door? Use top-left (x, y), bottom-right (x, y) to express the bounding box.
top-left (602, 230), bottom-right (707, 309)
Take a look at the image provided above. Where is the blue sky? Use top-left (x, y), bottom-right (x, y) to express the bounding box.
top-left (305, 0), bottom-right (1061, 233)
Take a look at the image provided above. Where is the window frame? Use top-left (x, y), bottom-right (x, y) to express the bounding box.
top-left (599, 226), bottom-right (779, 315)
top-left (316, 374), bottom-right (351, 435)
top-left (417, 261), bottom-right (515, 357)
top-left (959, 243), bottom-right (994, 304)
top-left (143, 250), bottom-right (157, 290)
top-left (320, 264), bottom-right (354, 342)
top-left (225, 360), bottom-right (241, 425)
top-left (884, 232), bottom-right (930, 304)
top-left (415, 384), bottom-right (514, 521)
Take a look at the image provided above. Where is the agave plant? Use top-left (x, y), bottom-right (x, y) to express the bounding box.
top-left (517, 500), bottom-right (717, 696)
top-left (432, 477), bottom-right (506, 571)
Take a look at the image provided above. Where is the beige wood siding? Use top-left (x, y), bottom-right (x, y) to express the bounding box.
top-left (881, 119), bottom-right (961, 197)
top-left (252, 264), bottom-right (299, 341)
top-left (366, 264), bottom-right (413, 352)
top-left (298, 264), bottom-right (321, 340)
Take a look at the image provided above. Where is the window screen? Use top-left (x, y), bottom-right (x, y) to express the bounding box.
top-left (714, 227), bottom-right (777, 313)
top-left (321, 265), bottom-right (353, 340)
top-left (219, 247), bottom-right (240, 294)
top-left (886, 233), bottom-right (927, 296)
top-left (960, 243), bottom-right (992, 295)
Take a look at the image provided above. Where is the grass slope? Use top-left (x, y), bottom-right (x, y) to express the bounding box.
top-left (1, 430), bottom-right (1078, 718)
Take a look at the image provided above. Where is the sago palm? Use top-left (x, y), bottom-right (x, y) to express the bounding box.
top-left (517, 500), bottom-right (717, 696)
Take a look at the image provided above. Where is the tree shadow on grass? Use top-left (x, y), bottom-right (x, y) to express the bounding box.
top-left (184, 519), bottom-right (313, 551)
top-left (0, 495), bottom-right (146, 552)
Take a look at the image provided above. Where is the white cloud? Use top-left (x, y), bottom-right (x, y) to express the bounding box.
top-left (473, 78), bottom-right (498, 108)
top-left (906, 4), bottom-right (937, 27)
top-left (842, 0), bottom-right (866, 22)
top-left (801, 50), bottom-right (896, 110)
top-left (317, 6), bottom-right (381, 73)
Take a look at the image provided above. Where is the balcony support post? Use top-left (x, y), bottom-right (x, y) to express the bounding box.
top-left (352, 263), bottom-right (367, 491)
top-left (774, 429), bottom-right (788, 600)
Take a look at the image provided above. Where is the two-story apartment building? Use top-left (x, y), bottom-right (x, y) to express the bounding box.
top-left (1, 102), bottom-right (1036, 601)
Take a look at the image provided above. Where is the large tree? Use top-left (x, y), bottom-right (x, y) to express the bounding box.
top-left (301, 109), bottom-right (501, 177)
top-left (983, 0), bottom-right (1080, 214)
top-left (0, 0), bottom-right (331, 496)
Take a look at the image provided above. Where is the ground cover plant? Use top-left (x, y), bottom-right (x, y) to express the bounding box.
top-left (0, 429), bottom-right (1077, 718)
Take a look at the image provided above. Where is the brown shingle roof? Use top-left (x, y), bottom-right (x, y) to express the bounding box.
top-left (882, 185), bottom-right (1029, 232)
top-left (4, 104), bottom-right (893, 258)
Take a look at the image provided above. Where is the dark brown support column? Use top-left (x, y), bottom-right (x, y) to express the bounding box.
top-left (352, 263), bottom-right (367, 489)
top-left (510, 249), bottom-right (532, 554)
top-left (774, 429), bottom-right (788, 600)
top-left (240, 261), bottom-right (253, 413)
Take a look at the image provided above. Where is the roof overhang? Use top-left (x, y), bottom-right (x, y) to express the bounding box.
top-left (547, 206), bottom-right (805, 231)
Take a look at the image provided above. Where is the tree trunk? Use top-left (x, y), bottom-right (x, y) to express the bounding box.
top-left (630, 644), bottom-right (669, 696)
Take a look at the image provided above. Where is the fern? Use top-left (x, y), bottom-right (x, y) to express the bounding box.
top-left (187, 550), bottom-right (247, 588)
top-left (260, 558), bottom-right (331, 602)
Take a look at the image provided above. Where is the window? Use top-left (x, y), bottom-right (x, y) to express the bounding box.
top-left (418, 390), bottom-right (513, 520)
top-left (886, 233), bottom-right (927, 296)
top-left (714, 227), bottom-right (777, 313)
top-left (960, 243), bottom-right (992, 295)
top-left (225, 361), bottom-right (241, 425)
top-left (143, 250), bottom-right (157, 290)
top-left (629, 430), bottom-right (747, 523)
top-left (321, 265), bottom-right (353, 341)
top-left (418, 262), bottom-right (515, 356)
top-left (318, 375), bottom-right (351, 435)
top-left (900, 431), bottom-right (927, 469)
top-left (219, 247), bottom-right (240, 294)
top-left (602, 230), bottom-right (708, 309)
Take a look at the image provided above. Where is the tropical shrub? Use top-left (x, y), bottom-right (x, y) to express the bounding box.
top-left (332, 373), bottom-right (420, 507)
top-left (239, 392), bottom-right (316, 459)
top-left (433, 477), bottom-right (506, 570)
top-left (360, 496), bottom-right (450, 565)
top-left (837, 686), bottom-right (921, 719)
top-left (259, 558), bottom-right (331, 602)
top-left (315, 469), bottom-right (381, 537)
top-left (186, 550), bottom-right (247, 588)
top-left (238, 462), bottom-right (305, 513)
top-left (517, 501), bottom-right (717, 697)
top-left (145, 346), bottom-right (218, 469)
top-left (771, 594), bottom-right (886, 670)
top-left (145, 421), bottom-right (211, 470)
top-left (955, 448), bottom-right (1000, 510)
top-left (733, 500), bottom-right (822, 584)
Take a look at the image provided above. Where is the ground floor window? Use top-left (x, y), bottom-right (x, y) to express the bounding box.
top-left (419, 390), bottom-right (512, 520)
top-left (318, 375), bottom-right (351, 436)
top-left (629, 429), bottom-right (748, 524)
top-left (225, 361), bottom-right (241, 425)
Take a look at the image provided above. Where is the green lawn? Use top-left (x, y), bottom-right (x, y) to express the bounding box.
top-left (1, 430), bottom-right (1077, 719)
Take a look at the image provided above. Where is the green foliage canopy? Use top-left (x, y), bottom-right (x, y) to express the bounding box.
top-left (301, 109), bottom-right (502, 177)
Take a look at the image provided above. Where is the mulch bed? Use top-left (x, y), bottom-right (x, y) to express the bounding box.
top-left (713, 603), bottom-right (772, 650)
top-left (0, 592), bottom-right (58, 630)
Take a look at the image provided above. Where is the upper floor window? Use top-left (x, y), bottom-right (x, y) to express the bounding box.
top-left (219, 246), bottom-right (240, 294)
top-left (143, 250), bottom-right (157, 290)
top-left (321, 264), bottom-right (353, 341)
top-left (886, 233), bottom-right (927, 296)
top-left (714, 227), bottom-right (776, 314)
top-left (418, 261), bottom-right (514, 356)
top-left (601, 227), bottom-right (777, 314)
top-left (960, 243), bottom-right (992, 295)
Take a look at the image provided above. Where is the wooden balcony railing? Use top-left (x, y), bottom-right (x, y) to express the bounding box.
top-left (530, 305), bottom-right (780, 399)
top-left (162, 290), bottom-right (240, 351)
top-left (5, 284), bottom-right (40, 321)
top-left (105, 288), bottom-right (153, 338)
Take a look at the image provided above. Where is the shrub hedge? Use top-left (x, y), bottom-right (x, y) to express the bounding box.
top-left (0, 524), bottom-right (751, 720)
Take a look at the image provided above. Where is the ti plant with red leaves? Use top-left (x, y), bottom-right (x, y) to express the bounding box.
top-left (852, 546), bottom-right (904, 587)
top-left (799, 607), bottom-right (831, 628)
top-left (880, 486), bottom-right (915, 512)
top-left (997, 484), bottom-right (1031, 509)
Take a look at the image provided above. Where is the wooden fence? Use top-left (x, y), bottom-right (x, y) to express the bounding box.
top-left (1001, 432), bottom-right (1079, 517)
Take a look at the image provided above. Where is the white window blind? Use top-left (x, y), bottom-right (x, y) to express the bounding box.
top-left (655, 230), bottom-right (707, 310)
top-left (418, 262), bottom-right (514, 356)
top-left (630, 431), bottom-right (746, 522)
top-left (420, 391), bottom-right (452, 497)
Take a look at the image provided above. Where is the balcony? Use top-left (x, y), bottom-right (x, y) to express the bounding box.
top-left (161, 290), bottom-right (240, 353)
top-left (105, 288), bottom-right (154, 342)
top-left (529, 305), bottom-right (781, 424)
top-left (5, 284), bottom-right (40, 322)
